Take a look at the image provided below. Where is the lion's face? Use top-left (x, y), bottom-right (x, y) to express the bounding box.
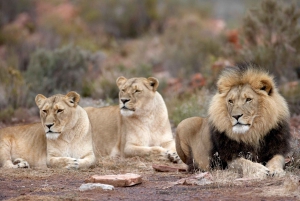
top-left (116, 76), bottom-right (159, 117)
top-left (35, 91), bottom-right (80, 140)
top-left (208, 66), bottom-right (289, 144)
top-left (226, 85), bottom-right (259, 134)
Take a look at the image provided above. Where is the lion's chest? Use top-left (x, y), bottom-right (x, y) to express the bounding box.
top-left (209, 120), bottom-right (290, 168)
top-left (47, 138), bottom-right (90, 159)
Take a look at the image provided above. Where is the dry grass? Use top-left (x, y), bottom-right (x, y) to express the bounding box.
top-left (1, 157), bottom-right (299, 200)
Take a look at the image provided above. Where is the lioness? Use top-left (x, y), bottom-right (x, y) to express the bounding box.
top-left (0, 91), bottom-right (96, 169)
top-left (86, 76), bottom-right (180, 162)
top-left (176, 64), bottom-right (291, 178)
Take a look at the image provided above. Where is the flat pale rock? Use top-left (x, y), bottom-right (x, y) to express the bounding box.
top-left (79, 183), bottom-right (114, 191)
top-left (152, 164), bottom-right (186, 172)
top-left (85, 173), bottom-right (142, 187)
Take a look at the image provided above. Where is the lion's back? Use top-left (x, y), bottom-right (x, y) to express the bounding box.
top-left (85, 105), bottom-right (121, 157)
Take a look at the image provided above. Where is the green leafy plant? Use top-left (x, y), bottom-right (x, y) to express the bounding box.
top-left (0, 66), bottom-right (27, 108)
top-left (161, 14), bottom-right (222, 78)
top-left (25, 44), bottom-right (99, 104)
top-left (167, 89), bottom-right (212, 126)
top-left (235, 0), bottom-right (300, 83)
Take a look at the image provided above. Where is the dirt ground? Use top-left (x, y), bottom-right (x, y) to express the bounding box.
top-left (0, 157), bottom-right (299, 201)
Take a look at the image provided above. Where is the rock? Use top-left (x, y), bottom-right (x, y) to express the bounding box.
top-left (85, 173), bottom-right (142, 187)
top-left (162, 172), bottom-right (213, 189)
top-left (284, 175), bottom-right (300, 192)
top-left (152, 164), bottom-right (186, 172)
top-left (174, 172), bottom-right (213, 186)
top-left (79, 183), bottom-right (114, 191)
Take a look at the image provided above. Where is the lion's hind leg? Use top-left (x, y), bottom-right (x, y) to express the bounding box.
top-left (186, 148), bottom-right (200, 172)
top-left (175, 127), bottom-right (189, 164)
top-left (13, 158), bottom-right (30, 168)
top-left (175, 140), bottom-right (200, 172)
top-left (0, 137), bottom-right (29, 168)
top-left (1, 158), bottom-right (30, 168)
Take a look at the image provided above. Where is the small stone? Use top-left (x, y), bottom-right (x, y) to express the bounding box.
top-left (79, 183), bottom-right (114, 191)
top-left (152, 164), bottom-right (186, 172)
top-left (174, 172), bottom-right (213, 186)
top-left (85, 173), bottom-right (142, 187)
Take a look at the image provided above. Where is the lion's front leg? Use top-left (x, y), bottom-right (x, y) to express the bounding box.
top-left (265, 154), bottom-right (285, 177)
top-left (48, 153), bottom-right (96, 169)
top-left (123, 144), bottom-right (168, 161)
top-left (47, 156), bottom-right (79, 169)
top-left (228, 157), bottom-right (269, 179)
top-left (76, 152), bottom-right (96, 169)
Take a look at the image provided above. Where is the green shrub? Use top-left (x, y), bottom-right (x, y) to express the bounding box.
top-left (0, 65), bottom-right (28, 108)
top-left (167, 89), bottom-right (212, 126)
top-left (0, 65), bottom-right (28, 122)
top-left (94, 63), bottom-right (153, 100)
top-left (233, 0), bottom-right (300, 83)
top-left (78, 0), bottom-right (212, 39)
top-left (161, 14), bottom-right (222, 78)
top-left (0, 106), bottom-right (14, 122)
top-left (78, 0), bottom-right (158, 38)
top-left (25, 44), bottom-right (100, 104)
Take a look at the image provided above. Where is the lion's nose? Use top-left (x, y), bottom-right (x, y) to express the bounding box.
top-left (232, 114), bottom-right (243, 121)
top-left (121, 99), bottom-right (130, 104)
top-left (46, 123), bottom-right (54, 129)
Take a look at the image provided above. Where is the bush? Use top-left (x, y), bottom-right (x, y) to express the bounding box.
top-left (233, 0), bottom-right (300, 83)
top-left (78, 0), bottom-right (158, 38)
top-left (25, 44), bottom-right (101, 104)
top-left (161, 14), bottom-right (223, 78)
top-left (167, 89), bottom-right (212, 126)
top-left (78, 0), bottom-right (212, 39)
top-left (0, 65), bottom-right (28, 108)
top-left (95, 63), bottom-right (153, 100)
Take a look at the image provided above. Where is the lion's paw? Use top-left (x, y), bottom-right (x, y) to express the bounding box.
top-left (166, 150), bottom-right (182, 163)
top-left (150, 146), bottom-right (169, 161)
top-left (65, 158), bottom-right (79, 170)
top-left (151, 146), bottom-right (166, 155)
top-left (13, 158), bottom-right (30, 168)
top-left (247, 163), bottom-right (269, 179)
top-left (268, 167), bottom-right (285, 177)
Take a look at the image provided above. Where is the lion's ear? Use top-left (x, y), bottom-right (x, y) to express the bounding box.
top-left (65, 91), bottom-right (80, 107)
top-left (35, 94), bottom-right (47, 109)
top-left (259, 79), bottom-right (273, 95)
top-left (147, 77), bottom-right (159, 92)
top-left (116, 76), bottom-right (127, 89)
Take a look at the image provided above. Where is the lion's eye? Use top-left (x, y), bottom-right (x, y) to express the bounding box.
top-left (42, 110), bottom-right (47, 114)
top-left (134, 89), bottom-right (141, 93)
top-left (246, 98), bottom-right (252, 102)
top-left (121, 89), bottom-right (125, 93)
top-left (57, 109), bottom-right (63, 113)
top-left (228, 99), bottom-right (233, 104)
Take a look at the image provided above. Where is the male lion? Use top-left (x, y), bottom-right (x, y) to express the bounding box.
top-left (85, 76), bottom-right (180, 163)
top-left (176, 64), bottom-right (291, 178)
top-left (0, 91), bottom-right (96, 169)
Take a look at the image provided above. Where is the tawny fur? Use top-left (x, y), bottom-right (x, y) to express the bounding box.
top-left (86, 76), bottom-right (180, 163)
top-left (0, 92), bottom-right (96, 169)
top-left (176, 64), bottom-right (291, 178)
